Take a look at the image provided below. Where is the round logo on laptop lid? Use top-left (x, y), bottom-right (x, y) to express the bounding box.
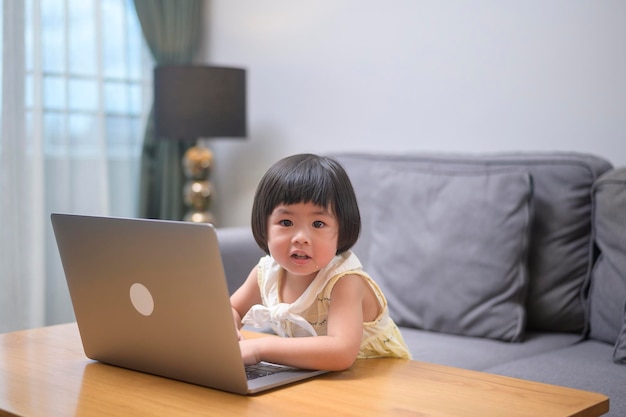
top-left (129, 283), bottom-right (155, 316)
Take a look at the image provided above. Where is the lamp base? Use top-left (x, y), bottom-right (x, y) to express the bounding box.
top-left (182, 144), bottom-right (215, 224)
top-left (183, 210), bottom-right (215, 224)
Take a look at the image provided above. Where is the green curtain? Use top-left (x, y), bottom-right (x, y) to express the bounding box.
top-left (133, 0), bottom-right (204, 220)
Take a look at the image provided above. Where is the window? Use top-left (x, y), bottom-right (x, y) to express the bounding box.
top-left (24, 0), bottom-right (152, 159)
top-left (0, 0), bottom-right (153, 216)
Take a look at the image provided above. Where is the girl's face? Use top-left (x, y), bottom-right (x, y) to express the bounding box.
top-left (267, 202), bottom-right (339, 281)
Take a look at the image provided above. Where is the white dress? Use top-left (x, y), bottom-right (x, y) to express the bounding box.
top-left (241, 251), bottom-right (411, 359)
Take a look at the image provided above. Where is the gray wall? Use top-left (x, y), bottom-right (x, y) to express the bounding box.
top-left (200, 1), bottom-right (626, 227)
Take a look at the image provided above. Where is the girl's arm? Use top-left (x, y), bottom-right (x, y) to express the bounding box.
top-left (230, 267), bottom-right (262, 335)
top-left (239, 274), bottom-right (367, 371)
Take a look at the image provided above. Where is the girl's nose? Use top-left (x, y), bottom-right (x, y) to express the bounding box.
top-left (292, 228), bottom-right (310, 245)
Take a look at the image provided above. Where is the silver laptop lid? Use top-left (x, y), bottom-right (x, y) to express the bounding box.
top-left (51, 213), bottom-right (249, 394)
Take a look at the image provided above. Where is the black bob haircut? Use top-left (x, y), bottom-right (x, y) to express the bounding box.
top-left (251, 154), bottom-right (361, 255)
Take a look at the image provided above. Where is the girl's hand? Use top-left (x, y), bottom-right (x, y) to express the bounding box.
top-left (239, 339), bottom-right (262, 366)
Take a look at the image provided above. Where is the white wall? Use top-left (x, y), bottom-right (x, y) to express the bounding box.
top-left (200, 1), bottom-right (626, 227)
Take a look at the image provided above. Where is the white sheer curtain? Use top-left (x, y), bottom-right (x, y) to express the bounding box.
top-left (0, 0), bottom-right (152, 332)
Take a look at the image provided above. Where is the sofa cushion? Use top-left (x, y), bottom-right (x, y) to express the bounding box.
top-left (484, 341), bottom-right (624, 417)
top-left (367, 165), bottom-right (532, 342)
top-left (334, 152), bottom-right (613, 333)
top-left (587, 167), bottom-right (626, 363)
top-left (613, 316), bottom-right (626, 364)
top-left (617, 313), bottom-right (626, 364)
top-left (400, 327), bottom-right (580, 371)
top-left (216, 227), bottom-right (266, 295)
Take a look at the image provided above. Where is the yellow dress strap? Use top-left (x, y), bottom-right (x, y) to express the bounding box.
top-left (321, 270), bottom-right (388, 323)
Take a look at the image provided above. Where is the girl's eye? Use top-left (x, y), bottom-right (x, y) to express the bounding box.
top-left (279, 219), bottom-right (292, 227)
top-left (312, 220), bottom-right (325, 228)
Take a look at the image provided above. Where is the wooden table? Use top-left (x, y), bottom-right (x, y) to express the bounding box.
top-left (0, 323), bottom-right (608, 417)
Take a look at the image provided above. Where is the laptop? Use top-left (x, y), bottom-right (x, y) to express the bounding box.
top-left (50, 213), bottom-right (327, 394)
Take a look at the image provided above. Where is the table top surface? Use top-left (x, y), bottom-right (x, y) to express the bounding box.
top-left (0, 323), bottom-right (609, 417)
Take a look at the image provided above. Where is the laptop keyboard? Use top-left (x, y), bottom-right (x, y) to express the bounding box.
top-left (245, 362), bottom-right (293, 380)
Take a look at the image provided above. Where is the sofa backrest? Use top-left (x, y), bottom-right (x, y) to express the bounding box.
top-left (333, 152), bottom-right (612, 337)
top-left (587, 167), bottom-right (626, 362)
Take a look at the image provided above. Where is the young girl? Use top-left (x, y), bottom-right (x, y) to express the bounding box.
top-left (230, 154), bottom-right (411, 371)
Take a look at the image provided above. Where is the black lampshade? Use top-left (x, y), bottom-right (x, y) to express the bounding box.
top-left (154, 65), bottom-right (247, 141)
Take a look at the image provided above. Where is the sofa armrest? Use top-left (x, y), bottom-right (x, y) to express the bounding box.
top-left (216, 227), bottom-right (265, 295)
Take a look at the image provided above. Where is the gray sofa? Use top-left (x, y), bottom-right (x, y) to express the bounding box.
top-left (217, 152), bottom-right (626, 416)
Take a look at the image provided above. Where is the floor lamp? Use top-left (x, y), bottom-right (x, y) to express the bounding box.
top-left (154, 65), bottom-right (247, 223)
